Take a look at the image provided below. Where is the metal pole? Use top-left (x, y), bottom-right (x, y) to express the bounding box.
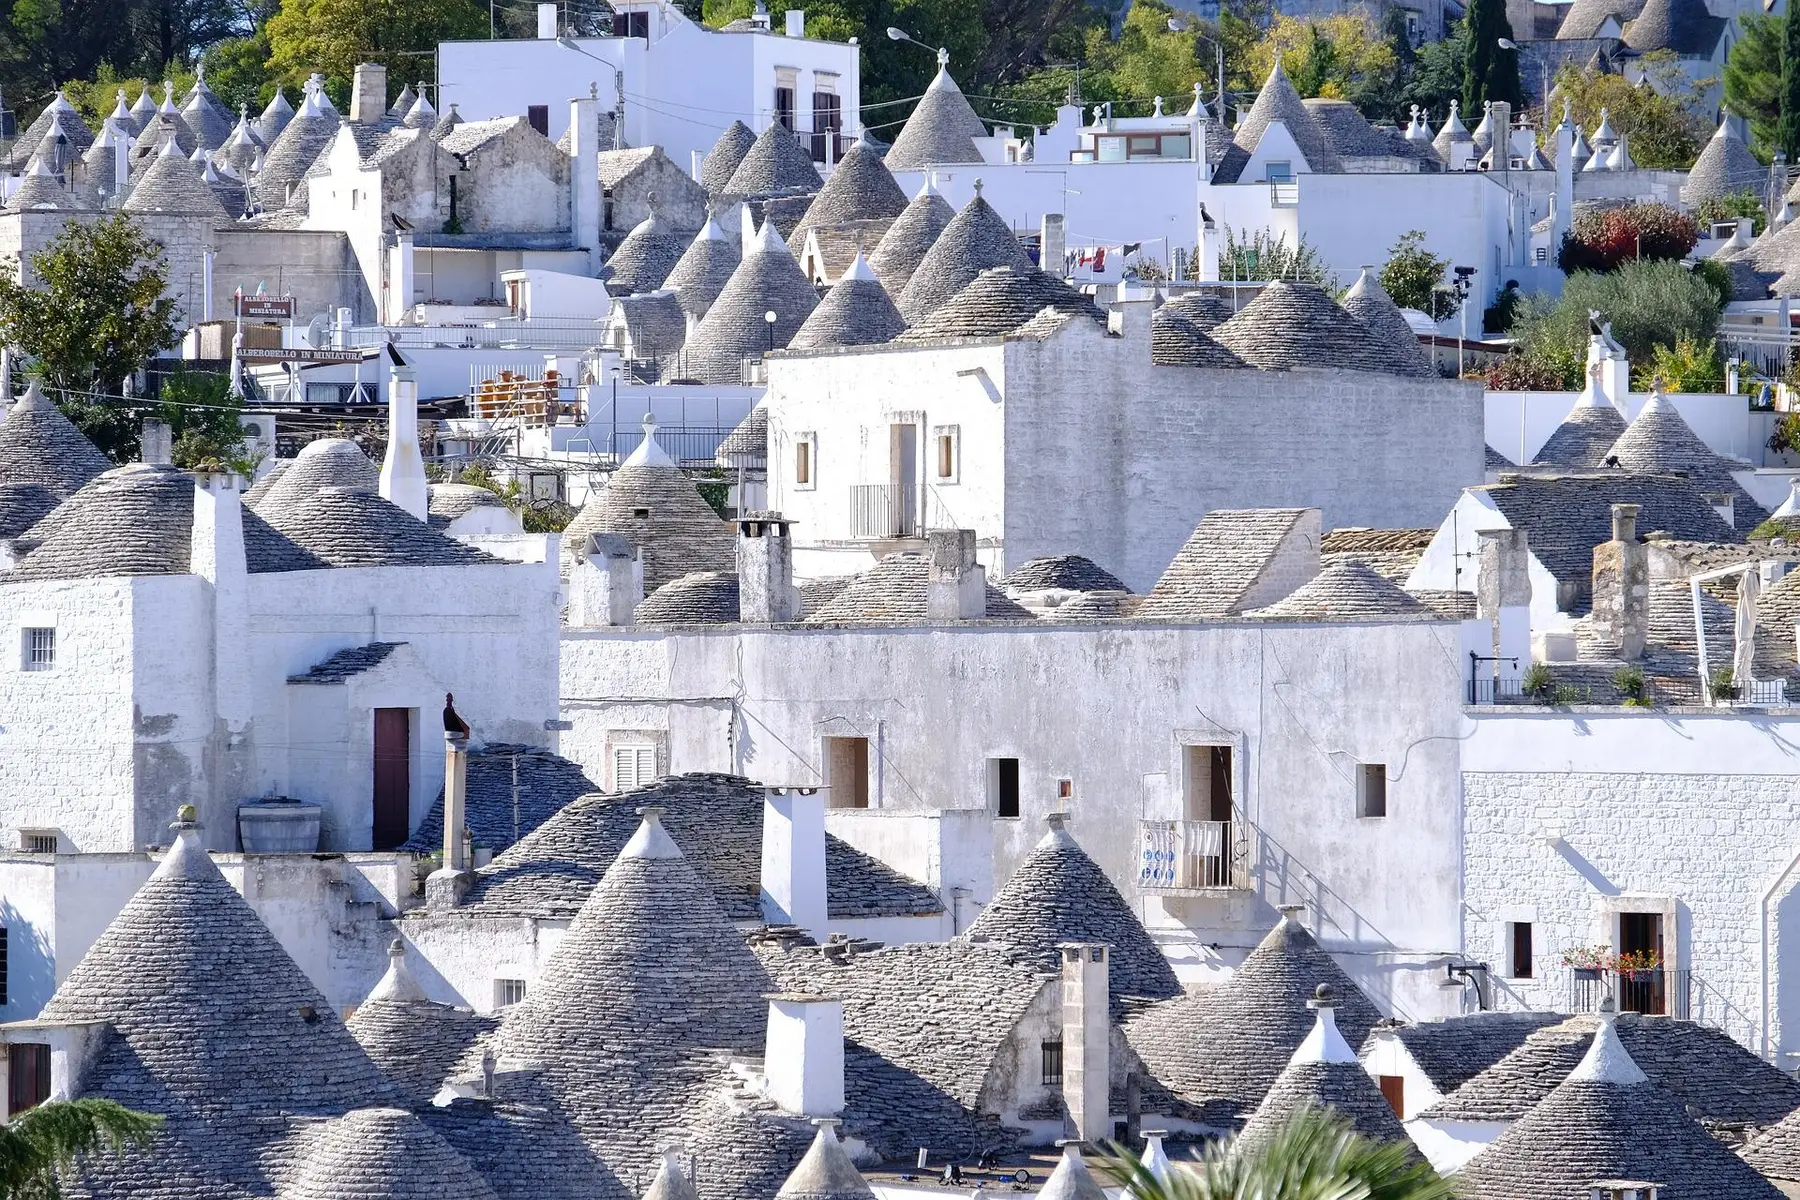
top-left (511, 753), bottom-right (520, 845)
top-left (1217, 42), bottom-right (1225, 122)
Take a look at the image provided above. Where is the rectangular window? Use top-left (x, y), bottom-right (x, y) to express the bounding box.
top-left (22, 628), bottom-right (53, 671)
top-left (793, 434), bottom-right (816, 490)
top-left (933, 425), bottom-right (960, 483)
top-left (494, 978), bottom-right (527, 1007)
top-left (989, 757), bottom-right (1020, 818)
top-left (823, 736), bottom-right (869, 808)
top-left (527, 105), bottom-right (549, 137)
top-left (1, 926), bottom-right (9, 1006)
top-left (18, 831), bottom-right (56, 855)
top-left (1041, 1040), bottom-right (1063, 1086)
top-left (1183, 745), bottom-right (1233, 822)
top-left (809, 90), bottom-right (842, 161)
top-left (611, 10), bottom-right (649, 36)
top-left (612, 744), bottom-right (657, 792)
top-left (1356, 763), bottom-right (1387, 818)
top-left (775, 86), bottom-right (796, 131)
top-left (1378, 1074), bottom-right (1404, 1117)
top-left (8, 1043), bottom-right (49, 1113)
top-left (1510, 921), bottom-right (1534, 979)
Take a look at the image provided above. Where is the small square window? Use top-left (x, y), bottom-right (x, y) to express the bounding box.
top-left (495, 978), bottom-right (527, 1007)
top-left (21, 628), bottom-right (53, 671)
top-left (1040, 1040), bottom-right (1063, 1086)
top-left (1356, 764), bottom-right (1387, 818)
top-left (1509, 921), bottom-right (1534, 979)
top-left (612, 745), bottom-right (658, 792)
top-left (1264, 160), bottom-right (1293, 182)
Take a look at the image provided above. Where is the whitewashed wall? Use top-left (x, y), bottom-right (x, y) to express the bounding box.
top-left (1483, 389), bottom-right (1775, 470)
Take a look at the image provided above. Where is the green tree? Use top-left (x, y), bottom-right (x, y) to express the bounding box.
top-left (1380, 229), bottom-right (1453, 317)
top-left (1245, 10), bottom-right (1397, 106)
top-left (1549, 54), bottom-right (1707, 169)
top-left (1400, 20), bottom-right (1467, 124)
top-left (1218, 226), bottom-right (1337, 287)
top-left (0, 213), bottom-right (180, 461)
top-left (1784, 5), bottom-right (1800, 161)
top-left (1724, 13), bottom-right (1781, 160)
top-left (156, 368), bottom-right (259, 475)
top-left (1513, 258), bottom-right (1723, 384)
top-left (0, 1098), bottom-right (161, 1200)
top-left (1695, 188), bottom-right (1770, 235)
top-left (1101, 1106), bottom-right (1453, 1200)
top-left (1460, 0), bottom-right (1521, 114)
top-left (265, 0), bottom-right (485, 102)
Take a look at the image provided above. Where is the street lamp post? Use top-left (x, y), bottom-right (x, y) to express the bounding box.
top-left (1496, 38), bottom-right (1549, 126)
top-left (1167, 18), bottom-right (1227, 122)
top-left (887, 27), bottom-right (949, 69)
top-left (764, 309), bottom-right (777, 353)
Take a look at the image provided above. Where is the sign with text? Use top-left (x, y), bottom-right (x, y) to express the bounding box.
top-left (237, 346), bottom-right (366, 364)
top-left (237, 296), bottom-right (295, 319)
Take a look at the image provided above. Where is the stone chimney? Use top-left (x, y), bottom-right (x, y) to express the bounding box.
top-left (1592, 503), bottom-right (1647, 660)
top-left (737, 512), bottom-right (798, 623)
top-left (349, 63), bottom-right (387, 126)
top-left (1041, 213), bottom-right (1066, 276)
top-left (380, 344), bottom-right (428, 520)
top-left (1477, 528), bottom-right (1531, 683)
top-left (569, 94), bottom-right (601, 259)
top-left (140, 419), bottom-right (172, 465)
top-left (427, 731), bottom-right (475, 908)
top-left (760, 785), bottom-right (826, 935)
top-left (191, 472), bottom-right (252, 730)
top-left (569, 533), bottom-right (642, 625)
top-left (763, 997), bottom-right (845, 1116)
top-left (1059, 942), bottom-right (1110, 1142)
top-left (925, 529), bottom-right (985, 621)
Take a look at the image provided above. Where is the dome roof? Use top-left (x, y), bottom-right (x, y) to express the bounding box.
top-left (252, 439), bottom-right (380, 513)
top-left (789, 253), bottom-right (905, 349)
top-left (560, 422), bottom-right (736, 591)
top-left (1213, 280), bottom-right (1423, 376)
top-left (604, 204), bottom-right (690, 295)
top-left (895, 264), bottom-right (1100, 344)
top-left (634, 570), bottom-right (742, 624)
top-left (123, 138), bottom-right (228, 218)
top-left (1247, 561), bottom-right (1428, 619)
top-left (893, 192), bottom-right (1033, 324)
top-left (254, 88), bottom-right (296, 144)
top-left (257, 90), bottom-right (340, 203)
top-left (867, 179), bottom-right (955, 299)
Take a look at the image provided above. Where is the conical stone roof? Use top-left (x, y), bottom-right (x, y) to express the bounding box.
top-left (260, 486), bottom-right (497, 569)
top-left (965, 813), bottom-right (1181, 1000)
top-left (776, 1121), bottom-right (873, 1200)
top-left (895, 264), bottom-right (1101, 344)
top-left (40, 814), bottom-right (400, 1116)
top-left (1123, 909), bottom-right (1385, 1120)
top-left (478, 808), bottom-right (774, 1191)
top-left (604, 205), bottom-right (690, 296)
top-left (671, 220), bottom-right (819, 385)
top-left (664, 216), bottom-right (743, 319)
top-left (1432, 100), bottom-right (1472, 162)
top-left (19, 91), bottom-right (92, 154)
top-left (0, 379), bottom-right (111, 493)
top-left (7, 159), bottom-right (74, 211)
top-left (1682, 118), bottom-right (1766, 206)
top-left (123, 138), bottom-right (229, 218)
top-left (1534, 373), bottom-right (1627, 468)
top-left (1234, 987), bottom-right (1415, 1157)
top-left (181, 75), bottom-right (234, 151)
top-left (789, 136), bottom-right (909, 251)
top-left (288, 1107), bottom-right (498, 1200)
top-left (868, 179), bottom-right (955, 299)
top-left (894, 192), bottom-right (1033, 323)
top-left (258, 91), bottom-right (340, 204)
top-left (560, 422), bottom-right (736, 591)
top-left (389, 83), bottom-right (416, 120)
top-left (1604, 389), bottom-right (1766, 529)
top-left (723, 120), bottom-right (821, 198)
top-left (1036, 1143), bottom-right (1106, 1200)
top-left (251, 438), bottom-right (380, 514)
top-left (1151, 303), bottom-right (1243, 368)
top-left (1213, 63), bottom-right (1340, 184)
top-left (82, 124), bottom-right (125, 205)
top-left (790, 253), bottom-right (906, 349)
top-left (1341, 268), bottom-right (1432, 374)
top-left (1161, 290), bottom-right (1235, 329)
top-left (884, 66), bottom-right (986, 170)
top-left (403, 91), bottom-right (439, 130)
top-left (255, 88), bottom-right (295, 144)
top-left (348, 940), bottom-right (496, 1106)
top-left (1455, 1017), bottom-right (1782, 1200)
top-left (700, 120), bottom-right (757, 196)
top-left (1213, 280), bottom-right (1416, 375)
top-left (1246, 561), bottom-right (1428, 619)
top-left (643, 1148), bottom-right (702, 1200)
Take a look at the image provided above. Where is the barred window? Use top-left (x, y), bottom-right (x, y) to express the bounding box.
top-left (1041, 1040), bottom-right (1063, 1086)
top-left (21, 628), bottom-right (53, 671)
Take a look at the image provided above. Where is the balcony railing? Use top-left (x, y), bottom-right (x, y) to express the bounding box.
top-left (849, 483), bottom-right (920, 539)
top-left (1568, 967), bottom-right (1691, 1020)
top-left (1138, 819), bottom-right (1253, 893)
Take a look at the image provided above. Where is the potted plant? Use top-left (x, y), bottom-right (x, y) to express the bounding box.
top-left (1613, 665), bottom-right (1650, 707)
top-left (1616, 949), bottom-right (1662, 981)
top-left (1523, 663), bottom-right (1555, 703)
top-left (1561, 945), bottom-right (1614, 981)
top-left (1711, 667), bottom-right (1739, 702)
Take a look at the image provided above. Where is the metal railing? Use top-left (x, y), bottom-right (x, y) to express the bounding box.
top-left (1467, 676), bottom-right (1596, 705)
top-left (1568, 967), bottom-right (1691, 1020)
top-left (341, 318), bottom-right (606, 352)
top-left (1137, 819), bottom-right (1253, 893)
top-left (849, 483), bottom-right (920, 539)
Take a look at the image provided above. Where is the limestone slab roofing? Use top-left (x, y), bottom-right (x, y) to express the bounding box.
top-left (789, 254), bottom-right (905, 349)
top-left (1246, 560), bottom-right (1429, 620)
top-left (348, 942), bottom-right (497, 1107)
top-left (867, 179), bottom-right (954, 299)
top-left (558, 427), bottom-right (736, 591)
top-left (284, 1107), bottom-right (500, 1200)
top-left (404, 741), bottom-right (600, 855)
top-left (1362, 1011), bottom-right (1565, 1097)
top-left (1340, 269), bottom-right (1433, 375)
top-left (1213, 280), bottom-right (1430, 377)
top-left (893, 193), bottom-right (1034, 324)
top-left (665, 216), bottom-right (743, 319)
top-left (1210, 63), bottom-right (1341, 185)
top-left (699, 120), bottom-right (756, 197)
top-left (1533, 375), bottom-right (1629, 469)
top-left (1603, 391), bottom-right (1768, 532)
top-left (668, 219), bottom-right (819, 384)
top-left (1135, 507), bottom-right (1315, 620)
top-left (803, 551), bottom-right (1034, 624)
top-left (1124, 912), bottom-right (1386, 1123)
top-left (882, 65), bottom-right (985, 171)
top-left (788, 136), bottom-right (908, 253)
top-left (893, 265), bottom-right (1101, 344)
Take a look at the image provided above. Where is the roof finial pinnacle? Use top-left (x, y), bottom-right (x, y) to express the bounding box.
top-left (937, 45), bottom-right (949, 68)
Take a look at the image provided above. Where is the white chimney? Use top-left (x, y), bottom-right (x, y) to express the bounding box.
top-left (760, 785), bottom-right (827, 935)
top-left (388, 232), bottom-right (416, 325)
top-left (763, 996), bottom-right (845, 1116)
top-left (349, 62), bottom-right (387, 125)
top-left (537, 2), bottom-right (559, 37)
top-left (1477, 528), bottom-right (1531, 686)
top-left (784, 8), bottom-right (804, 35)
top-left (191, 471), bottom-right (252, 727)
top-left (569, 94), bottom-right (601, 258)
top-left (569, 533), bottom-right (642, 625)
top-left (1060, 942), bottom-right (1110, 1142)
top-left (925, 529), bottom-right (985, 620)
top-left (737, 512), bottom-right (798, 622)
top-left (379, 345), bottom-right (429, 520)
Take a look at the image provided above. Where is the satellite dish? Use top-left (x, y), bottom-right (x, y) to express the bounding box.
top-left (305, 313), bottom-right (329, 349)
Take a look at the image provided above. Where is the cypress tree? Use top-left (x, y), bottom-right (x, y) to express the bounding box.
top-left (1462, 0), bottom-right (1525, 114)
top-left (1781, 5), bottom-right (1800, 161)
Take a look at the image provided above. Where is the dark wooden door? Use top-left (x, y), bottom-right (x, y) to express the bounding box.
top-left (372, 708), bottom-right (410, 850)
